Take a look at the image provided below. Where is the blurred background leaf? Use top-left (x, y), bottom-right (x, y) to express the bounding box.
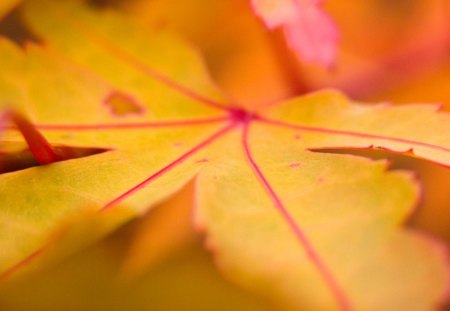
top-left (0, 183), bottom-right (270, 311)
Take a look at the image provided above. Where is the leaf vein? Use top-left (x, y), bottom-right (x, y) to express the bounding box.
top-left (242, 121), bottom-right (353, 311)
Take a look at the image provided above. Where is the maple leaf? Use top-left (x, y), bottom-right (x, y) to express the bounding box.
top-left (250, 0), bottom-right (339, 67)
top-left (0, 1), bottom-right (449, 310)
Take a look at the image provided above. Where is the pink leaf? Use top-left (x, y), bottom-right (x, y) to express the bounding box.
top-left (250, 0), bottom-right (298, 29)
top-left (251, 0), bottom-right (339, 67)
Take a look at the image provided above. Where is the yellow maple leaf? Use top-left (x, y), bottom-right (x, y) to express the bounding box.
top-left (0, 1), bottom-right (449, 310)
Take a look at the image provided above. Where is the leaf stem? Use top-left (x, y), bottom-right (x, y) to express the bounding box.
top-left (9, 112), bottom-right (60, 165)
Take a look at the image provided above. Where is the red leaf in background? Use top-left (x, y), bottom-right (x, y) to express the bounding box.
top-left (251, 0), bottom-right (339, 67)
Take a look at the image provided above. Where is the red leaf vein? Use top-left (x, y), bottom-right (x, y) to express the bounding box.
top-left (32, 116), bottom-right (230, 131)
top-left (242, 122), bottom-right (353, 311)
top-left (259, 117), bottom-right (450, 153)
top-left (101, 122), bottom-right (236, 211)
top-left (48, 5), bottom-right (230, 112)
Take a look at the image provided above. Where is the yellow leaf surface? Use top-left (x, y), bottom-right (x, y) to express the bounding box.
top-left (196, 117), bottom-right (448, 311)
top-left (0, 0), bottom-right (230, 277)
top-left (0, 1), bottom-right (449, 310)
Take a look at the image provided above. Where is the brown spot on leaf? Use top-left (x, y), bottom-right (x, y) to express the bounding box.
top-left (104, 91), bottom-right (144, 117)
top-left (317, 176), bottom-right (326, 183)
top-left (290, 162), bottom-right (301, 168)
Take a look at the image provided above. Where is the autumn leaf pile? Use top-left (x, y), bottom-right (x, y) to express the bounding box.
top-left (0, 1), bottom-right (450, 310)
